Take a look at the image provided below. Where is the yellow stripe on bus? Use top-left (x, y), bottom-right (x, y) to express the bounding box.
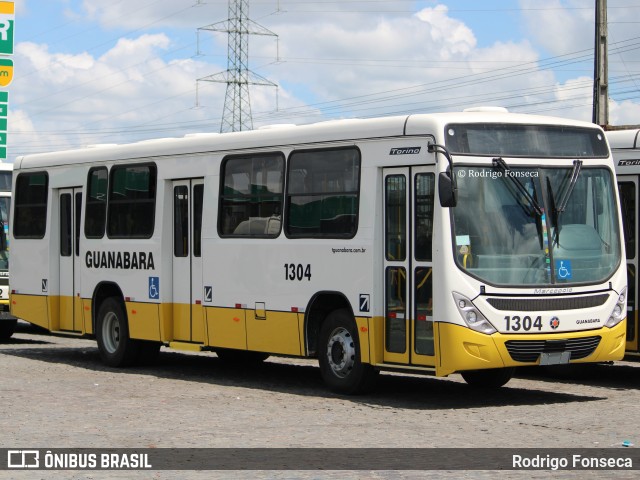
top-left (125, 301), bottom-right (162, 341)
top-left (10, 294), bottom-right (50, 330)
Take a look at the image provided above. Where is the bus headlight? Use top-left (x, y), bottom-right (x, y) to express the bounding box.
top-left (605, 287), bottom-right (627, 328)
top-left (452, 292), bottom-right (496, 335)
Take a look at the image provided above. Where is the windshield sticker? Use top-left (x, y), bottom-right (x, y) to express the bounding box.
top-left (456, 235), bottom-right (470, 246)
top-left (555, 260), bottom-right (573, 280)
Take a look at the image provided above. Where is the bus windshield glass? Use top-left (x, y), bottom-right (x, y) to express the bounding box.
top-left (445, 123), bottom-right (609, 158)
top-left (451, 166), bottom-right (620, 286)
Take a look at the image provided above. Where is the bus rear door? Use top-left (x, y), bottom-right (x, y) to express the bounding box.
top-left (172, 179), bottom-right (204, 344)
top-left (58, 188), bottom-right (83, 332)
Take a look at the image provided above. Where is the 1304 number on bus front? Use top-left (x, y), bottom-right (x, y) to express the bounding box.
top-left (504, 315), bottom-right (543, 332)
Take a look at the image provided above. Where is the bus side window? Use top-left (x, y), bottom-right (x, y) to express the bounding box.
top-left (14, 172), bottom-right (49, 239)
top-left (285, 147), bottom-right (361, 239)
top-left (86, 167), bottom-right (108, 238)
top-left (219, 153), bottom-right (284, 238)
top-left (107, 164), bottom-right (157, 239)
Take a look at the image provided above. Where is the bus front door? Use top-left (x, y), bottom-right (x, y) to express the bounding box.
top-left (172, 179), bottom-right (204, 344)
top-left (618, 176), bottom-right (638, 353)
top-left (383, 167), bottom-right (436, 366)
top-left (58, 188), bottom-right (83, 332)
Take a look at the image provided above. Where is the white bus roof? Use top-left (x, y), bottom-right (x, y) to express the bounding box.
top-left (14, 111), bottom-right (603, 169)
top-left (606, 129), bottom-right (640, 149)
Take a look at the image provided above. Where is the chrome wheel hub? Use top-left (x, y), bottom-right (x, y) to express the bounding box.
top-left (326, 327), bottom-right (356, 378)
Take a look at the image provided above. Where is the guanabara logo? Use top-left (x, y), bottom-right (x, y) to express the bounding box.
top-left (85, 250), bottom-right (156, 270)
top-left (550, 316), bottom-right (560, 329)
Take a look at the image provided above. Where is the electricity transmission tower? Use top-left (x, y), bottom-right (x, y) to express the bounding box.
top-left (197, 0), bottom-right (278, 133)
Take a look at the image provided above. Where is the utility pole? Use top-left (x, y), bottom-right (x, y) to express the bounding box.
top-left (592, 0), bottom-right (608, 128)
top-left (197, 0), bottom-right (278, 133)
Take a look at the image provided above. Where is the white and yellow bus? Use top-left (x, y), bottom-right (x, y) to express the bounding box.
top-left (608, 128), bottom-right (640, 357)
top-left (0, 161), bottom-right (14, 340)
top-left (10, 110), bottom-right (628, 393)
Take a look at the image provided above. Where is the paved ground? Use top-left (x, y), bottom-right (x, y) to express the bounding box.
top-left (1, 321), bottom-right (639, 479)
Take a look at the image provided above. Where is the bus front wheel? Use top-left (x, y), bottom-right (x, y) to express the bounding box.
top-left (461, 367), bottom-right (514, 388)
top-left (318, 309), bottom-right (378, 394)
top-left (96, 297), bottom-right (139, 367)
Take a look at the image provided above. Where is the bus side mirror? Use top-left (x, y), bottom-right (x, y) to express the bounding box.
top-left (439, 171), bottom-right (457, 207)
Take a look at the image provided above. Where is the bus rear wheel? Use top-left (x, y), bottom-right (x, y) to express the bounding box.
top-left (0, 319), bottom-right (17, 341)
top-left (96, 297), bottom-right (139, 367)
top-left (318, 309), bottom-right (378, 394)
top-left (461, 367), bottom-right (514, 388)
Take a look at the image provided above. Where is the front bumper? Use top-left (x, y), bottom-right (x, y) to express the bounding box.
top-left (436, 320), bottom-right (627, 377)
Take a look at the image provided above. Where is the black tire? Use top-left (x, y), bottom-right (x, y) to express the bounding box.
top-left (461, 367), bottom-right (514, 388)
top-left (0, 319), bottom-right (17, 341)
top-left (216, 348), bottom-right (270, 363)
top-left (318, 309), bottom-right (378, 394)
top-left (95, 297), bottom-right (139, 367)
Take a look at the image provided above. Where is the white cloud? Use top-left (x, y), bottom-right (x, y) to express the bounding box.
top-left (610, 99), bottom-right (640, 126)
top-left (11, 33), bottom-right (221, 156)
top-left (99, 33), bottom-right (170, 63)
top-left (519, 0), bottom-right (593, 56)
top-left (415, 5), bottom-right (476, 59)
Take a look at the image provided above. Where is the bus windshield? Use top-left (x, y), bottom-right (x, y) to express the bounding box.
top-left (451, 165), bottom-right (620, 286)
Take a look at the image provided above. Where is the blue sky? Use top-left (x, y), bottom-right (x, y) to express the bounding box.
top-left (5, 0), bottom-right (640, 160)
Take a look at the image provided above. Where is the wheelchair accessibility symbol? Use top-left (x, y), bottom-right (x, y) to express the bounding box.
top-left (555, 260), bottom-right (572, 280)
top-left (149, 276), bottom-right (160, 299)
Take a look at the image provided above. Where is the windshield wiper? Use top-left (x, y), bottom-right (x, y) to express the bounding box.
top-left (492, 157), bottom-right (543, 216)
top-left (556, 159), bottom-right (583, 213)
top-left (550, 159), bottom-right (583, 247)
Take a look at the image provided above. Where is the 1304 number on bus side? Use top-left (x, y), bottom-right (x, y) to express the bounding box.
top-left (284, 263), bottom-right (312, 281)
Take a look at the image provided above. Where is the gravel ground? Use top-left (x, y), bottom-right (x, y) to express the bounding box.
top-left (1, 321), bottom-right (639, 479)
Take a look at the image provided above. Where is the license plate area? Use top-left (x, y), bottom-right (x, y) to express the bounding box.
top-left (539, 351), bottom-right (571, 365)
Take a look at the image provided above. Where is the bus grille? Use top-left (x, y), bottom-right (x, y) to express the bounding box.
top-left (486, 294), bottom-right (608, 312)
top-left (504, 336), bottom-right (601, 363)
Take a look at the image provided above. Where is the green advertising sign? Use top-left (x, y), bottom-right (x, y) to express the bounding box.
top-left (0, 58), bottom-right (12, 87)
top-left (0, 2), bottom-right (13, 55)
top-left (0, 2), bottom-right (12, 160)
top-left (0, 91), bottom-right (5, 160)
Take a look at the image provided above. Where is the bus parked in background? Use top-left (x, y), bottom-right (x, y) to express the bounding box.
top-left (0, 161), bottom-right (14, 339)
top-left (9, 110), bottom-right (627, 393)
top-left (608, 128), bottom-right (640, 357)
